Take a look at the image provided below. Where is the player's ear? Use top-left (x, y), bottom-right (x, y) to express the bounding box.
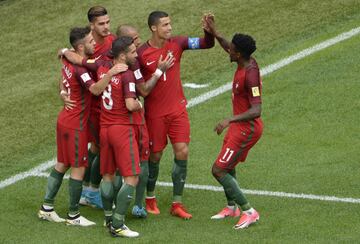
top-left (151, 25), bottom-right (157, 32)
top-left (90, 23), bottom-right (95, 31)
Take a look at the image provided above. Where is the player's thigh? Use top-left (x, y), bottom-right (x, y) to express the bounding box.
top-left (100, 127), bottom-right (116, 175)
top-left (146, 116), bottom-right (168, 153)
top-left (87, 110), bottom-right (100, 145)
top-left (168, 110), bottom-right (190, 145)
top-left (214, 127), bottom-right (258, 171)
top-left (109, 125), bottom-right (141, 177)
top-left (57, 123), bottom-right (88, 168)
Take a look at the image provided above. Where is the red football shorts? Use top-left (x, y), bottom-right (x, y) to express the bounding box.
top-left (146, 109), bottom-right (190, 153)
top-left (100, 125), bottom-right (141, 177)
top-left (56, 123), bottom-right (88, 168)
top-left (87, 110), bottom-right (100, 145)
top-left (215, 122), bottom-right (263, 171)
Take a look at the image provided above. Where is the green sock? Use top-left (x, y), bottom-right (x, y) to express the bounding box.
top-left (113, 171), bottom-right (123, 206)
top-left (224, 169), bottom-right (236, 206)
top-left (218, 173), bottom-right (252, 211)
top-left (83, 149), bottom-right (97, 186)
top-left (135, 162), bottom-right (149, 207)
top-left (113, 183), bottom-right (135, 228)
top-left (100, 180), bottom-right (114, 223)
top-left (44, 168), bottom-right (65, 206)
top-left (171, 158), bottom-right (187, 202)
top-left (90, 154), bottom-right (101, 188)
top-left (68, 177), bottom-right (83, 215)
top-left (147, 160), bottom-right (159, 197)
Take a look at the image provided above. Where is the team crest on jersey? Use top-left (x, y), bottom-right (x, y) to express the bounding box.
top-left (111, 76), bottom-right (120, 85)
top-left (251, 86), bottom-right (260, 97)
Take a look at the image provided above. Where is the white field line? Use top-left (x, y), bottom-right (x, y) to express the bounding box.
top-left (0, 26), bottom-right (359, 194)
top-left (33, 172), bottom-right (360, 204)
top-left (187, 26), bottom-right (360, 108)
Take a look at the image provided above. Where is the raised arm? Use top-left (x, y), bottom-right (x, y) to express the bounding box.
top-left (203, 14), bottom-right (231, 53)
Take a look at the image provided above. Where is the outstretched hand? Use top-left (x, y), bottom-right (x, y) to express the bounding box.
top-left (157, 53), bottom-right (175, 72)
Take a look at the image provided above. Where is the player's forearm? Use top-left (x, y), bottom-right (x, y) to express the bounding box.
top-left (90, 73), bottom-right (112, 96)
top-left (63, 50), bottom-right (83, 65)
top-left (125, 98), bottom-right (142, 112)
top-left (214, 32), bottom-right (231, 53)
top-left (199, 30), bottom-right (215, 49)
top-left (137, 70), bottom-right (163, 97)
top-left (229, 104), bottom-right (261, 123)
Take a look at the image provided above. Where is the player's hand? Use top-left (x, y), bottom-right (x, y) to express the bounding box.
top-left (109, 63), bottom-right (128, 76)
top-left (202, 12), bottom-right (215, 34)
top-left (57, 48), bottom-right (65, 59)
top-left (214, 118), bottom-right (230, 135)
top-left (60, 91), bottom-right (76, 110)
top-left (157, 53), bottom-right (175, 72)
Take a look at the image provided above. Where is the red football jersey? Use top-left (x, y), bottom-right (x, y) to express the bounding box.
top-left (90, 34), bottom-right (116, 113)
top-left (57, 59), bottom-right (95, 130)
top-left (232, 58), bottom-right (263, 127)
top-left (97, 65), bottom-right (144, 126)
top-left (137, 35), bottom-right (214, 118)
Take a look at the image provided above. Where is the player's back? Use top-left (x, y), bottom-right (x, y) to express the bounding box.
top-left (57, 59), bottom-right (93, 131)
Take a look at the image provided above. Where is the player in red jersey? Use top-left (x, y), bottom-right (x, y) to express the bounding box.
top-left (38, 26), bottom-right (125, 226)
top-left (62, 24), bottom-right (175, 218)
top-left (204, 16), bottom-right (263, 229)
top-left (136, 11), bottom-right (215, 219)
top-left (59, 6), bottom-right (117, 209)
top-left (97, 36), bottom-right (158, 238)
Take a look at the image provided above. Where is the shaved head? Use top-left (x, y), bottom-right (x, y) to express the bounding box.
top-left (116, 24), bottom-right (141, 48)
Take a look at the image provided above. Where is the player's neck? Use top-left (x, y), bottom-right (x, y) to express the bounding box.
top-left (149, 35), bottom-right (166, 48)
top-left (76, 50), bottom-right (87, 59)
top-left (92, 31), bottom-right (105, 45)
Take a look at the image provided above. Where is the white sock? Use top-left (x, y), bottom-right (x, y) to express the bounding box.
top-left (244, 208), bottom-right (255, 214)
top-left (227, 205), bottom-right (236, 210)
top-left (42, 205), bottom-right (53, 211)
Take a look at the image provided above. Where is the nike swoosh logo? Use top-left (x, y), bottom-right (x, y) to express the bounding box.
top-left (94, 55), bottom-right (102, 60)
top-left (146, 61), bottom-right (155, 65)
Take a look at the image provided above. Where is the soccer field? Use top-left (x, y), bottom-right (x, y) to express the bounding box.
top-left (1, 0), bottom-right (360, 243)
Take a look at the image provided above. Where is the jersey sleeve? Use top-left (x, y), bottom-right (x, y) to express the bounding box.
top-left (75, 66), bottom-right (95, 89)
top-left (129, 58), bottom-right (145, 84)
top-left (175, 31), bottom-right (215, 50)
top-left (122, 71), bottom-right (138, 99)
top-left (245, 67), bottom-right (262, 105)
top-left (82, 58), bottom-right (103, 72)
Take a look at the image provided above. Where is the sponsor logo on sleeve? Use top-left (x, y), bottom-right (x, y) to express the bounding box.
top-left (251, 86), bottom-right (260, 97)
top-left (134, 69), bottom-right (143, 80)
top-left (80, 73), bottom-right (91, 83)
top-left (129, 82), bottom-right (136, 92)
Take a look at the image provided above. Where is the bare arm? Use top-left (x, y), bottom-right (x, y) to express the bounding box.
top-left (58, 49), bottom-right (83, 65)
top-left (214, 103), bottom-right (261, 135)
top-left (125, 98), bottom-right (142, 112)
top-left (203, 14), bottom-right (231, 53)
top-left (136, 53), bottom-right (175, 97)
top-left (89, 64), bottom-right (125, 96)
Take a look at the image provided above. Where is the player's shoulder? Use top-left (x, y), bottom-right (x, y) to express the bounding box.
top-left (137, 42), bottom-right (151, 57)
top-left (246, 58), bottom-right (259, 71)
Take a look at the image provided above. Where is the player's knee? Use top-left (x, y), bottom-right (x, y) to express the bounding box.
top-left (211, 164), bottom-right (226, 181)
top-left (174, 144), bottom-right (189, 160)
top-left (150, 152), bottom-right (162, 162)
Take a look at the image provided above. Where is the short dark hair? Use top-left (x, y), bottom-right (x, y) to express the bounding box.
top-left (69, 26), bottom-right (91, 49)
top-left (87, 6), bottom-right (108, 22)
top-left (111, 36), bottom-right (134, 58)
top-left (148, 11), bottom-right (169, 29)
top-left (232, 33), bottom-right (256, 60)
